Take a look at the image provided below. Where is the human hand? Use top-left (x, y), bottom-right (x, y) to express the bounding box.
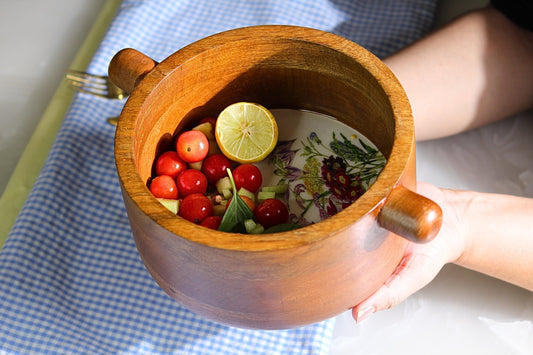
top-left (352, 182), bottom-right (469, 323)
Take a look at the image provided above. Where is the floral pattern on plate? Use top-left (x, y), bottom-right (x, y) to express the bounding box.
top-left (260, 110), bottom-right (386, 227)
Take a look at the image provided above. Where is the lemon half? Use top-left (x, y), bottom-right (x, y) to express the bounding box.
top-left (215, 102), bottom-right (278, 164)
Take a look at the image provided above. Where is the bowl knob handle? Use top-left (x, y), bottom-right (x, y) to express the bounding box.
top-left (108, 48), bottom-right (157, 94)
top-left (378, 185), bottom-right (442, 243)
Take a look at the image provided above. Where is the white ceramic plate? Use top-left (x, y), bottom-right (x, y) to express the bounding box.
top-left (257, 109), bottom-right (386, 227)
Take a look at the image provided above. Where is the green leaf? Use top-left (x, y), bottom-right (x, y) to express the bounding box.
top-left (263, 223), bottom-right (301, 234)
top-left (218, 168), bottom-right (254, 232)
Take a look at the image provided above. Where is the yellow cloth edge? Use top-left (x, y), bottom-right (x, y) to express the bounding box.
top-left (0, 0), bottom-right (122, 248)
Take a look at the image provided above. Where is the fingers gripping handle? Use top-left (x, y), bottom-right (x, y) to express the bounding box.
top-left (378, 185), bottom-right (442, 243)
top-left (108, 48), bottom-right (157, 94)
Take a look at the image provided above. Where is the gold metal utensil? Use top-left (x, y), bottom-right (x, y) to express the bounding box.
top-left (66, 69), bottom-right (128, 100)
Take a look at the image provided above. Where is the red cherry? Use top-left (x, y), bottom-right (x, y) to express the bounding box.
top-left (200, 215), bottom-right (222, 230)
top-left (233, 164), bottom-right (263, 193)
top-left (254, 198), bottom-right (289, 229)
top-left (176, 169), bottom-right (208, 197)
top-left (176, 130), bottom-right (209, 163)
top-left (178, 193), bottom-right (213, 224)
top-left (201, 154), bottom-right (232, 184)
top-left (149, 175), bottom-right (178, 199)
top-left (155, 151), bottom-right (187, 179)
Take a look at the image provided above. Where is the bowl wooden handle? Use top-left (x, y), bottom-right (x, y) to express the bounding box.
top-left (108, 48), bottom-right (157, 94)
top-left (378, 185), bottom-right (442, 243)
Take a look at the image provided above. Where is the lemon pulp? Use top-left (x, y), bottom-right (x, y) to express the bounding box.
top-left (215, 102), bottom-right (278, 164)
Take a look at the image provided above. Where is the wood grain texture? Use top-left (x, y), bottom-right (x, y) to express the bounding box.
top-left (378, 185), bottom-right (443, 243)
top-left (108, 48), bottom-right (157, 94)
top-left (110, 25), bottom-right (442, 329)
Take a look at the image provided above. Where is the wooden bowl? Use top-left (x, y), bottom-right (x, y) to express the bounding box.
top-left (110, 25), bottom-right (442, 329)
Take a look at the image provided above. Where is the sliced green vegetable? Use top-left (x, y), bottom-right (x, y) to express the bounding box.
top-left (244, 219), bottom-right (265, 234)
top-left (250, 224), bottom-right (264, 234)
top-left (216, 176), bottom-right (232, 194)
top-left (212, 204), bottom-right (226, 217)
top-left (218, 169), bottom-right (254, 232)
top-left (238, 187), bottom-right (255, 202)
top-left (156, 198), bottom-right (179, 214)
top-left (244, 219), bottom-right (257, 233)
top-left (261, 184), bottom-right (288, 194)
top-left (188, 160), bottom-right (203, 170)
top-left (257, 191), bottom-right (275, 202)
top-left (222, 188), bottom-right (233, 200)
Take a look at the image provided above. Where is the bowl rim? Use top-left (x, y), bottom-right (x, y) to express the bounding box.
top-left (114, 25), bottom-right (414, 251)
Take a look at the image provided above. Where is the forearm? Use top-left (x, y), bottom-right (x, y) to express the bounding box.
top-left (454, 191), bottom-right (533, 291)
top-left (384, 7), bottom-right (533, 141)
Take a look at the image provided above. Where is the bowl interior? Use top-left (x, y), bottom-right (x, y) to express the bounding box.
top-left (117, 27), bottom-right (413, 249)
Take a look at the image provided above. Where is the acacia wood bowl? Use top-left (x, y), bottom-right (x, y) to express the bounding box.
top-left (109, 25), bottom-right (442, 329)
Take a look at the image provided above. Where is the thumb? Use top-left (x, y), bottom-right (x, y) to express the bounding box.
top-left (352, 251), bottom-right (443, 323)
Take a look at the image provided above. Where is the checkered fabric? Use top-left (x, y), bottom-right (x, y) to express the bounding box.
top-left (0, 1), bottom-right (436, 354)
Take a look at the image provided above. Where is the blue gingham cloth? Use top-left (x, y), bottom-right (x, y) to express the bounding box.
top-left (0, 1), bottom-right (436, 354)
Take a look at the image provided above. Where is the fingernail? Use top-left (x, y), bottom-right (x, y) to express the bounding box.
top-left (355, 305), bottom-right (375, 324)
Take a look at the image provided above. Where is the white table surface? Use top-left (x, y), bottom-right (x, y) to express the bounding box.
top-left (1, 1), bottom-right (532, 354)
